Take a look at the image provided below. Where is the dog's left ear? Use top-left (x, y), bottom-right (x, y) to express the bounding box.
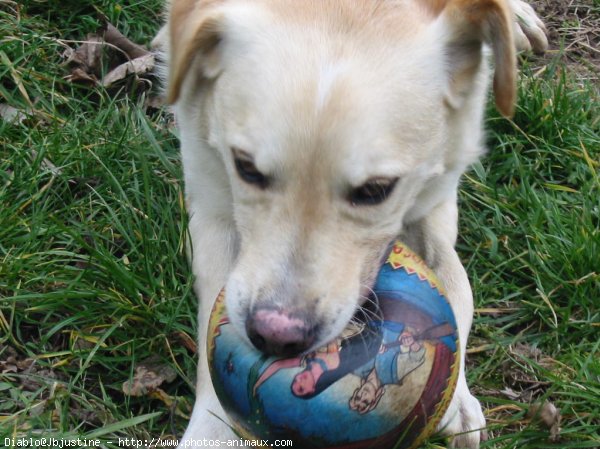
top-left (167, 0), bottom-right (226, 104)
top-left (427, 0), bottom-right (517, 117)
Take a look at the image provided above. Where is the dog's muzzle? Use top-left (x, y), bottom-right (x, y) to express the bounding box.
top-left (245, 307), bottom-right (317, 357)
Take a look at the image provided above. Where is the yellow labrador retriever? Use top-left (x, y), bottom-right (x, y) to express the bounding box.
top-left (158, 1), bottom-right (547, 447)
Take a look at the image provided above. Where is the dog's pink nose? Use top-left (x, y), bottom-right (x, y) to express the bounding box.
top-left (246, 308), bottom-right (315, 356)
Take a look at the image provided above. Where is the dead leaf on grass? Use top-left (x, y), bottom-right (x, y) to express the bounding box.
top-left (0, 103), bottom-right (29, 124)
top-left (102, 53), bottom-right (155, 88)
top-left (70, 406), bottom-right (108, 425)
top-left (508, 341), bottom-right (560, 371)
top-left (499, 342), bottom-right (556, 403)
top-left (102, 22), bottom-right (149, 60)
top-left (63, 34), bottom-right (104, 78)
top-left (499, 387), bottom-right (522, 400)
top-left (64, 67), bottom-right (99, 85)
top-left (0, 345), bottom-right (65, 396)
top-left (21, 368), bottom-right (58, 392)
top-left (172, 330), bottom-right (197, 354)
top-left (149, 388), bottom-right (192, 419)
top-left (64, 18), bottom-right (156, 92)
top-left (1, 346), bottom-right (34, 374)
top-left (122, 357), bottom-right (177, 397)
top-left (510, 342), bottom-right (543, 361)
top-left (527, 400), bottom-right (562, 441)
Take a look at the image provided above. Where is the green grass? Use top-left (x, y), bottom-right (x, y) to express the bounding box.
top-left (1, 2), bottom-right (598, 449)
top-left (1, 1), bottom-right (196, 445)
top-left (456, 65), bottom-right (600, 448)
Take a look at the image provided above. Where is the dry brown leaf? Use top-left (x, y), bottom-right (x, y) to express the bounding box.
top-left (0, 103), bottom-right (28, 124)
top-left (64, 34), bottom-right (104, 77)
top-left (1, 363), bottom-right (17, 374)
top-left (528, 400), bottom-right (562, 441)
top-left (172, 330), bottom-right (198, 354)
top-left (499, 387), bottom-right (521, 400)
top-left (102, 22), bottom-right (149, 60)
top-left (101, 53), bottom-right (155, 88)
top-left (64, 67), bottom-right (98, 85)
top-left (149, 387), bottom-right (174, 406)
top-left (122, 357), bottom-right (177, 397)
top-left (510, 342), bottom-right (543, 361)
top-left (502, 342), bottom-right (551, 396)
top-left (144, 94), bottom-right (167, 111)
top-left (149, 389), bottom-right (192, 419)
top-left (16, 357), bottom-right (34, 371)
top-left (29, 400), bottom-right (47, 417)
top-left (0, 347), bottom-right (61, 393)
top-left (22, 368), bottom-right (57, 392)
top-left (64, 20), bottom-right (154, 91)
top-left (1, 347), bottom-right (17, 373)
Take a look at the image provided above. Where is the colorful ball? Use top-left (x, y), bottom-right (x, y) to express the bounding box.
top-left (207, 241), bottom-right (459, 449)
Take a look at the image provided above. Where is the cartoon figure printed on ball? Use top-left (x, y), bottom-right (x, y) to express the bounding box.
top-left (253, 325), bottom-right (383, 399)
top-left (349, 325), bottom-right (426, 414)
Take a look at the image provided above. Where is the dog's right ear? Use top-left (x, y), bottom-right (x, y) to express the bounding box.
top-left (424, 0), bottom-right (517, 117)
top-left (167, 0), bottom-right (225, 104)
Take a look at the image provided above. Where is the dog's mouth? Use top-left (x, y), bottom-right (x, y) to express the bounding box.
top-left (277, 242), bottom-right (396, 362)
top-left (353, 291), bottom-right (383, 327)
top-left (357, 238), bottom-right (396, 311)
top-left (302, 240), bottom-right (393, 354)
top-left (241, 282), bottom-right (383, 358)
top-left (237, 239), bottom-right (396, 357)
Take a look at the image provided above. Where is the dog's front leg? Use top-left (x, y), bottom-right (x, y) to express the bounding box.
top-left (403, 198), bottom-right (486, 449)
top-left (178, 209), bottom-right (238, 447)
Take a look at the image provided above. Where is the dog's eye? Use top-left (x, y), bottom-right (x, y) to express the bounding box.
top-left (348, 177), bottom-right (398, 206)
top-left (232, 149), bottom-right (270, 189)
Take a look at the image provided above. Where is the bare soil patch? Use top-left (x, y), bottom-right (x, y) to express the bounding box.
top-left (529, 0), bottom-right (599, 83)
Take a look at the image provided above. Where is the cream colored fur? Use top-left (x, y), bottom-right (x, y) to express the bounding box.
top-left (155, 1), bottom-right (547, 447)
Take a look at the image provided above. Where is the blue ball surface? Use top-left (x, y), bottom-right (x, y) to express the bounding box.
top-left (207, 241), bottom-right (459, 449)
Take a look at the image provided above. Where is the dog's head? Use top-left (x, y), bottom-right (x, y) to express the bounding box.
top-left (167, 0), bottom-right (516, 356)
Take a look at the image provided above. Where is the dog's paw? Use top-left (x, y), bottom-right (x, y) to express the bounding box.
top-left (439, 388), bottom-right (487, 449)
top-left (449, 392), bottom-right (487, 449)
top-left (177, 398), bottom-right (234, 448)
top-left (509, 0), bottom-right (548, 53)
